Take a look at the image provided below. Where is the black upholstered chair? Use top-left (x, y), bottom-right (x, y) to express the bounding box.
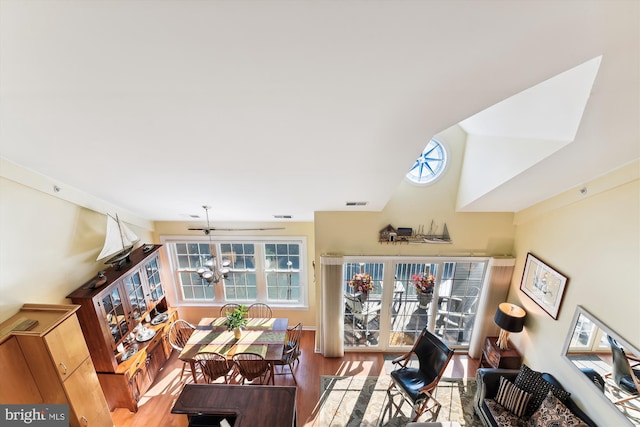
top-left (607, 334), bottom-right (640, 407)
top-left (386, 327), bottom-right (454, 422)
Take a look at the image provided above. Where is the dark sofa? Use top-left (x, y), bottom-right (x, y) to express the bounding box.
top-left (474, 368), bottom-right (597, 427)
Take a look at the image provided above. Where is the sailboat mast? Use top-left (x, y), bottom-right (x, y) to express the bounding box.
top-left (115, 214), bottom-right (127, 250)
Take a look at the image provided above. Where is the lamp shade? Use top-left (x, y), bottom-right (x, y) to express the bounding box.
top-left (494, 303), bottom-right (526, 333)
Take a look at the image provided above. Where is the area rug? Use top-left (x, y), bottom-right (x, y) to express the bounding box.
top-left (319, 375), bottom-right (482, 427)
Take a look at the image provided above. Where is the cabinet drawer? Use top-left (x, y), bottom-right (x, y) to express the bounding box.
top-left (44, 316), bottom-right (90, 381)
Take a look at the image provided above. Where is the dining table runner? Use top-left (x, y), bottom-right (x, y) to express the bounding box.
top-left (199, 317), bottom-right (277, 331)
top-left (188, 329), bottom-right (285, 346)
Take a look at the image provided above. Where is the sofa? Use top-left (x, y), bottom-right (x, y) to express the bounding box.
top-left (474, 365), bottom-right (597, 427)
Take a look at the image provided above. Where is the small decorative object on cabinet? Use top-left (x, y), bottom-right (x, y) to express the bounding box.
top-left (67, 244), bottom-right (177, 412)
top-left (479, 336), bottom-right (522, 369)
top-left (0, 304), bottom-right (113, 427)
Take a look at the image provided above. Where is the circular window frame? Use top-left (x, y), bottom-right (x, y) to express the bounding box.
top-left (405, 138), bottom-right (449, 186)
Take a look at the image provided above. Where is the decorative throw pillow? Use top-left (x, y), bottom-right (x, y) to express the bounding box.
top-left (485, 399), bottom-right (529, 427)
top-left (514, 364), bottom-right (571, 416)
top-left (529, 391), bottom-right (589, 427)
top-left (495, 376), bottom-right (532, 418)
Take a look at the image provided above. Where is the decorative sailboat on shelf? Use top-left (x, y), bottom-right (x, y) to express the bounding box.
top-left (423, 220), bottom-right (452, 244)
top-left (97, 214), bottom-right (140, 270)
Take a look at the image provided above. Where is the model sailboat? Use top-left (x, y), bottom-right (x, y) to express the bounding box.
top-left (423, 221), bottom-right (452, 244)
top-left (97, 214), bottom-right (140, 269)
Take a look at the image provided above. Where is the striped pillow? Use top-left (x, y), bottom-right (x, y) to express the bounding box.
top-left (495, 376), bottom-right (532, 418)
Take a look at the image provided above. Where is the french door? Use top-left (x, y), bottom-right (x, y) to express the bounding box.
top-left (342, 257), bottom-right (488, 351)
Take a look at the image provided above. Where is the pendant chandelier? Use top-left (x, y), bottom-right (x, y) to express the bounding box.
top-left (196, 206), bottom-right (231, 284)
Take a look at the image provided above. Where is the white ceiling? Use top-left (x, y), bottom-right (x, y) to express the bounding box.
top-left (1, 1), bottom-right (638, 222)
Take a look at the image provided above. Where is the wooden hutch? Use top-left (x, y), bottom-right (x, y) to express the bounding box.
top-left (67, 244), bottom-right (177, 412)
top-left (0, 303), bottom-right (113, 427)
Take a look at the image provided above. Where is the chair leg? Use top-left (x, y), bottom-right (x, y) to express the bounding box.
top-left (288, 362), bottom-right (297, 385)
top-left (179, 362), bottom-right (186, 381)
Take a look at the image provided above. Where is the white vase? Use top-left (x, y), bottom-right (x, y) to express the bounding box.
top-left (233, 327), bottom-right (242, 339)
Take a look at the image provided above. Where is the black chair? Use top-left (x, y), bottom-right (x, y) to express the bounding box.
top-left (386, 327), bottom-right (454, 422)
top-left (607, 335), bottom-right (640, 407)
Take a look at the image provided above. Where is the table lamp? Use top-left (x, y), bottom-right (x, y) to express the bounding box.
top-left (494, 302), bottom-right (526, 350)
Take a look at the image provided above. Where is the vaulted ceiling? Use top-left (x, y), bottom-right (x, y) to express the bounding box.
top-left (1, 1), bottom-right (638, 222)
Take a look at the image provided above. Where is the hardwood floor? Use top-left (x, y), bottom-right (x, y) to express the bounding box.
top-left (110, 330), bottom-right (480, 426)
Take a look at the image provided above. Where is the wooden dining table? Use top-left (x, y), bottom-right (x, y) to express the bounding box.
top-left (179, 317), bottom-right (288, 384)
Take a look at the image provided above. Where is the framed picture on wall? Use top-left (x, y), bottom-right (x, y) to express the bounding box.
top-left (520, 253), bottom-right (568, 319)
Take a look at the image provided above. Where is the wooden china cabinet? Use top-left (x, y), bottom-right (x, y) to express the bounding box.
top-left (67, 245), bottom-right (177, 412)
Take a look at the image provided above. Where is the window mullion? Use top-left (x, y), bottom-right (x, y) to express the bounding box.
top-left (254, 244), bottom-right (267, 300)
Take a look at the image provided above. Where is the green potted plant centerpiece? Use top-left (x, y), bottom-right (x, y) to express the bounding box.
top-left (224, 305), bottom-right (248, 339)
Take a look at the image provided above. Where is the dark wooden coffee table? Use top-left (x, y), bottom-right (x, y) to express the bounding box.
top-left (171, 383), bottom-right (297, 426)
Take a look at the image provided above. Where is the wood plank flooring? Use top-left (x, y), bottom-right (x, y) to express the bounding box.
top-left (110, 330), bottom-right (480, 427)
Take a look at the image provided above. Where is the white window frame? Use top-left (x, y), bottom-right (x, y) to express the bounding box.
top-left (161, 235), bottom-right (308, 309)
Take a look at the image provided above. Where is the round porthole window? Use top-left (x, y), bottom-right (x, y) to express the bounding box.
top-left (405, 139), bottom-right (448, 185)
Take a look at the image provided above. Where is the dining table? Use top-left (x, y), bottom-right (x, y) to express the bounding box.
top-left (179, 317), bottom-right (288, 384)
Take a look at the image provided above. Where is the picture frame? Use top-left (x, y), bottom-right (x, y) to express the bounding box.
top-left (520, 252), bottom-right (568, 319)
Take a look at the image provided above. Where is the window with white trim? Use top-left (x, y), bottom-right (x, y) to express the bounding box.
top-left (165, 237), bottom-right (306, 306)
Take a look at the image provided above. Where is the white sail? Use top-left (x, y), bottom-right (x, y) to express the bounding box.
top-left (96, 214), bottom-right (140, 261)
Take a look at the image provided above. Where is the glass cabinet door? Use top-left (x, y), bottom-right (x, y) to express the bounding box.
top-left (145, 256), bottom-right (164, 303)
top-left (101, 287), bottom-right (128, 344)
top-left (124, 271), bottom-right (148, 322)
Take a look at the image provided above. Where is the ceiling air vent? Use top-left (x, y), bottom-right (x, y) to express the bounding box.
top-left (273, 215), bottom-right (293, 219)
top-left (345, 201), bottom-right (368, 206)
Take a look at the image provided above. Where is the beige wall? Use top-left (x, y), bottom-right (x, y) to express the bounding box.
top-left (507, 161), bottom-right (639, 426)
top-left (0, 177), bottom-right (153, 322)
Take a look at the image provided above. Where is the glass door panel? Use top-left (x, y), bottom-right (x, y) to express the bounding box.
top-left (124, 271), bottom-right (147, 322)
top-left (389, 263), bottom-right (438, 347)
top-left (343, 262), bottom-right (383, 347)
top-left (145, 256), bottom-right (164, 303)
top-left (101, 287), bottom-right (128, 345)
top-left (433, 261), bottom-right (486, 347)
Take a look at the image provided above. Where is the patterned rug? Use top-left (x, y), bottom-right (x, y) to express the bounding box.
top-left (319, 375), bottom-right (482, 427)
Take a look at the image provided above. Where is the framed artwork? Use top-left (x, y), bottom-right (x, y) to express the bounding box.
top-left (520, 253), bottom-right (568, 319)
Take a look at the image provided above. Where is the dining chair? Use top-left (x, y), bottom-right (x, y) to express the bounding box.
top-left (248, 303), bottom-right (273, 318)
top-left (274, 322), bottom-right (302, 384)
top-left (168, 319), bottom-right (196, 381)
top-left (232, 352), bottom-right (273, 384)
top-left (386, 326), bottom-right (453, 422)
top-left (193, 351), bottom-right (234, 384)
top-left (219, 303), bottom-right (241, 317)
